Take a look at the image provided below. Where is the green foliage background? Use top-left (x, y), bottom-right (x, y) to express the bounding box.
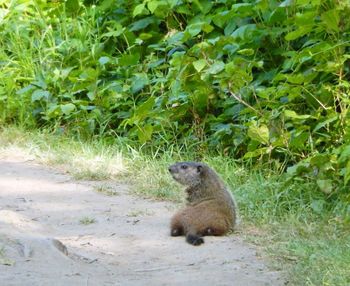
top-left (1, 0), bottom-right (350, 202)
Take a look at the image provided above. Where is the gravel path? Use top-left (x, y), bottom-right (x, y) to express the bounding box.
top-left (0, 157), bottom-right (284, 286)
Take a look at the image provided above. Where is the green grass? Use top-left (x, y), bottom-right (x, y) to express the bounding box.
top-left (79, 216), bottom-right (96, 225)
top-left (0, 126), bottom-right (349, 285)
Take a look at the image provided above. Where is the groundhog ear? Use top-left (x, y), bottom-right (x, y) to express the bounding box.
top-left (197, 165), bottom-right (203, 173)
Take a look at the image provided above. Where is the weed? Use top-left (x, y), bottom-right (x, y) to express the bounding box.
top-left (79, 217), bottom-right (96, 225)
top-left (94, 184), bottom-right (119, 196)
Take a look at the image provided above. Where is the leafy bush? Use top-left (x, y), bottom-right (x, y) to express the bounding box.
top-left (1, 0), bottom-right (350, 198)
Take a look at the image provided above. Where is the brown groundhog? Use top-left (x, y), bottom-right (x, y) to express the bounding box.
top-left (168, 161), bottom-right (238, 246)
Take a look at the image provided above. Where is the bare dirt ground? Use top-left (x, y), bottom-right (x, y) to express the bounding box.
top-left (0, 156), bottom-right (284, 286)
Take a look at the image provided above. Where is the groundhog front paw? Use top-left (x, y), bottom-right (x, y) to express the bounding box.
top-left (186, 234), bottom-right (204, 246)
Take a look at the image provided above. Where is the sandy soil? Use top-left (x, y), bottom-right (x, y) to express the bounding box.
top-left (0, 156), bottom-right (284, 286)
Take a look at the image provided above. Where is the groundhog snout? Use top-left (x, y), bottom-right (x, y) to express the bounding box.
top-left (168, 165), bottom-right (176, 173)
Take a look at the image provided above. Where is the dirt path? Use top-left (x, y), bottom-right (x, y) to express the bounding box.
top-left (0, 157), bottom-right (284, 286)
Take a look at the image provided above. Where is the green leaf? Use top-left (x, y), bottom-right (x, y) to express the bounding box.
top-left (131, 73), bottom-right (149, 94)
top-left (119, 54), bottom-right (140, 66)
top-left (311, 200), bottom-right (324, 214)
top-left (287, 162), bottom-right (310, 176)
top-left (321, 9), bottom-right (340, 32)
top-left (284, 110), bottom-right (311, 120)
top-left (137, 124), bottom-right (153, 143)
top-left (187, 23), bottom-right (202, 37)
top-left (61, 103), bottom-right (76, 115)
top-left (316, 179), bottom-right (333, 194)
top-left (344, 161), bottom-right (350, 185)
top-left (129, 17), bottom-right (155, 31)
top-left (0, 8), bottom-right (9, 24)
top-left (133, 3), bottom-right (147, 17)
top-left (193, 59), bottom-right (207, 72)
top-left (134, 96), bottom-right (155, 119)
top-left (338, 145), bottom-right (350, 164)
top-left (31, 90), bottom-right (50, 102)
top-left (207, 61), bottom-right (225, 74)
top-left (148, 1), bottom-right (160, 13)
top-left (98, 56), bottom-right (110, 65)
top-left (65, 0), bottom-right (80, 13)
top-left (285, 26), bottom-right (312, 41)
top-left (237, 49), bottom-right (254, 56)
top-left (232, 24), bottom-right (256, 40)
top-left (243, 147), bottom-right (269, 159)
top-left (16, 85), bottom-right (35, 95)
top-left (247, 124), bottom-right (269, 145)
top-left (313, 115), bottom-right (338, 132)
top-left (101, 24), bottom-right (123, 38)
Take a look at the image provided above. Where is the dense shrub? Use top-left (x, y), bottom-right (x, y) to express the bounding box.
top-left (1, 0), bottom-right (350, 197)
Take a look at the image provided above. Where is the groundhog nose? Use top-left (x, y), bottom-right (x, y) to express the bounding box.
top-left (168, 166), bottom-right (174, 173)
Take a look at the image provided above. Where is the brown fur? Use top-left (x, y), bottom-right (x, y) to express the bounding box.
top-left (168, 162), bottom-right (237, 246)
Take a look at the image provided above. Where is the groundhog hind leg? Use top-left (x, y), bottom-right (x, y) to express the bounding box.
top-left (171, 208), bottom-right (204, 245)
top-left (191, 203), bottom-right (231, 237)
top-left (170, 212), bottom-right (184, 237)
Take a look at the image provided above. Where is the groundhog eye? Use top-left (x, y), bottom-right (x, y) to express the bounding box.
top-left (181, 165), bottom-right (188, 170)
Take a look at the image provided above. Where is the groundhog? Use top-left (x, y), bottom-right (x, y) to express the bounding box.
top-left (168, 161), bottom-right (238, 246)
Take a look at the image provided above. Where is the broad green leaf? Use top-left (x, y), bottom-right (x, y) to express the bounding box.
top-left (224, 21), bottom-right (237, 36)
top-left (212, 10), bottom-right (230, 28)
top-left (0, 8), bottom-right (9, 23)
top-left (137, 124), bottom-right (153, 143)
top-left (207, 61), bottom-right (225, 74)
top-left (238, 49), bottom-right (254, 56)
top-left (65, 0), bottom-right (80, 13)
top-left (16, 85), bottom-right (35, 95)
top-left (313, 115), bottom-right (338, 132)
top-left (232, 3), bottom-right (254, 15)
top-left (311, 200), bottom-right (324, 214)
top-left (247, 124), bottom-right (269, 145)
top-left (287, 162), bottom-right (310, 176)
top-left (61, 103), bottom-right (76, 115)
top-left (131, 73), bottom-right (149, 94)
top-left (321, 9), bottom-right (339, 32)
top-left (232, 24), bottom-right (256, 40)
top-left (344, 161), bottom-right (350, 185)
top-left (98, 56), bottom-right (110, 65)
top-left (148, 1), bottom-right (160, 13)
top-left (284, 110), bottom-right (311, 120)
top-left (243, 147), bottom-right (269, 159)
top-left (129, 17), bottom-right (155, 31)
top-left (193, 59), bottom-right (207, 72)
top-left (201, 23), bottom-right (214, 33)
top-left (133, 3), bottom-right (147, 17)
top-left (101, 24), bottom-right (123, 38)
top-left (279, 0), bottom-right (293, 7)
top-left (31, 90), bottom-right (50, 102)
top-left (338, 145), bottom-right (350, 164)
top-left (310, 154), bottom-right (331, 167)
top-left (187, 23), bottom-right (202, 37)
top-left (285, 26), bottom-right (312, 41)
top-left (316, 179), bottom-right (333, 194)
top-left (118, 54), bottom-right (140, 66)
top-left (135, 96), bottom-right (155, 119)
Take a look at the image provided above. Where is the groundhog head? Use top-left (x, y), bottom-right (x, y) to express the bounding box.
top-left (168, 161), bottom-right (205, 186)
